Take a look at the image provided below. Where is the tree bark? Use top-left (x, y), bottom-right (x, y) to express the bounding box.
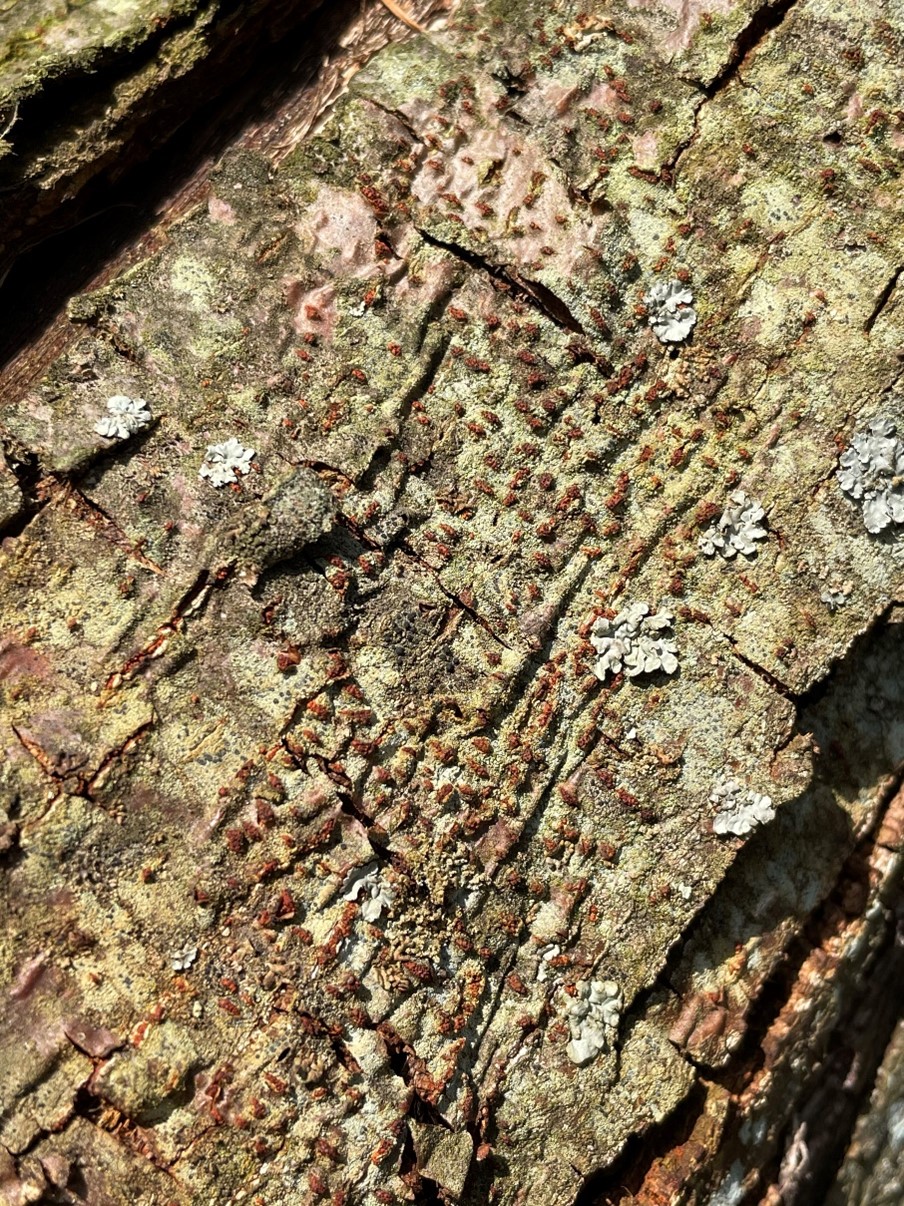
top-left (1, 1), bottom-right (903, 1204)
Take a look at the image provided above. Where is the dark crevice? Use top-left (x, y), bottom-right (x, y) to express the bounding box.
top-left (724, 852), bottom-right (904, 1206)
top-left (0, 0), bottom-right (329, 259)
top-left (81, 718), bottom-right (157, 799)
top-left (0, 0), bottom-right (437, 376)
top-left (415, 226), bottom-right (585, 334)
top-left (585, 769), bottom-right (904, 1204)
top-left (361, 94), bottom-right (423, 147)
top-left (665, 0), bottom-right (799, 178)
top-left (703, 0), bottom-right (800, 100)
top-left (491, 63), bottom-right (532, 101)
top-left (0, 445), bottom-right (48, 539)
top-left (864, 263), bottom-right (903, 335)
top-left (572, 1081), bottom-right (709, 1205)
top-left (102, 567), bottom-right (216, 693)
top-left (305, 750), bottom-right (388, 852)
top-left (400, 1122), bottom-right (446, 1204)
top-left (0, 0), bottom-right (243, 190)
top-left (723, 635), bottom-right (797, 701)
top-left (377, 1021), bottom-right (452, 1130)
top-left (65, 483), bottom-right (165, 572)
top-left (789, 599), bottom-right (898, 718)
top-left (0, 421), bottom-right (166, 544)
top-left (784, 915), bottom-right (904, 1205)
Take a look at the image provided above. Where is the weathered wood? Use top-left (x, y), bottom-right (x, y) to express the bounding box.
top-left (1, 0), bottom-right (903, 1203)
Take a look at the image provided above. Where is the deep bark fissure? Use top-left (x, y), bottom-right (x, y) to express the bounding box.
top-left (668, 0), bottom-right (801, 180)
top-left (0, 0), bottom-right (328, 246)
top-left (702, 0), bottom-right (801, 100)
top-left (416, 226), bottom-right (586, 335)
top-left (587, 771), bottom-right (904, 1204)
top-left (571, 1081), bottom-right (710, 1205)
top-left (864, 263), bottom-right (903, 335)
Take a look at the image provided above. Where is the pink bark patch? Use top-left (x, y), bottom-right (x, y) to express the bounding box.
top-left (632, 129), bottom-right (660, 170)
top-left (9, 951), bottom-right (50, 1000)
top-left (474, 817), bottom-right (521, 872)
top-left (64, 1019), bottom-right (123, 1057)
top-left (207, 196), bottom-right (237, 225)
top-left (537, 79), bottom-right (581, 116)
top-left (582, 81), bottom-right (622, 115)
top-left (629, 0), bottom-right (734, 53)
top-left (737, 316), bottom-right (764, 342)
top-left (290, 282), bottom-right (339, 342)
top-left (0, 634), bottom-right (52, 682)
top-left (297, 188), bottom-right (380, 277)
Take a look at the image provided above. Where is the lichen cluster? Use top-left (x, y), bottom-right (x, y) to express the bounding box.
top-left (837, 416), bottom-right (904, 534)
top-left (643, 280), bottom-right (697, 343)
top-left (699, 491), bottom-right (768, 559)
top-left (342, 862), bottom-right (395, 923)
top-left (198, 437), bottom-right (255, 487)
top-left (564, 979), bottom-right (623, 1065)
top-left (710, 776), bottom-right (775, 837)
top-left (590, 604), bottom-right (679, 681)
top-left (93, 394), bottom-right (151, 440)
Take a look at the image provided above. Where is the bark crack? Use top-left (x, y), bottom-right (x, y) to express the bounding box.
top-left (723, 634), bottom-right (797, 700)
top-left (702, 0), bottom-right (800, 100)
top-left (64, 484), bottom-right (165, 573)
top-left (399, 541), bottom-right (512, 649)
top-left (864, 262), bottom-right (903, 335)
top-left (415, 226), bottom-right (586, 335)
top-left (102, 568), bottom-right (216, 696)
top-left (667, 0), bottom-right (801, 179)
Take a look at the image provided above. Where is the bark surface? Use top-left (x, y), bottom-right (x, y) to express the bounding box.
top-left (1, 1), bottom-right (903, 1204)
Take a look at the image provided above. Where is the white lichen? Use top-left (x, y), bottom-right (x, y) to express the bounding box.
top-left (699, 491), bottom-right (768, 559)
top-left (342, 862), bottom-right (395, 923)
top-left (564, 979), bottom-right (623, 1065)
top-left (170, 944), bottom-right (198, 971)
top-left (199, 437), bottom-right (255, 487)
top-left (94, 394), bottom-right (152, 440)
top-left (536, 943), bottom-right (561, 983)
top-left (643, 279), bottom-right (697, 343)
top-left (820, 580), bottom-right (852, 610)
top-left (710, 775), bottom-right (775, 837)
top-left (837, 416), bottom-right (904, 534)
top-left (589, 603), bottom-right (679, 682)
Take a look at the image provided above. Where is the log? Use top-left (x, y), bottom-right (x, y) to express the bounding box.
top-left (1, 0), bottom-right (903, 1203)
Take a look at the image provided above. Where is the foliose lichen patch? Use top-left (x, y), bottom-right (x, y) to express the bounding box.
top-left (198, 437), bottom-right (255, 487)
top-left (590, 603), bottom-right (679, 681)
top-left (709, 775), bottom-right (776, 837)
top-left (564, 979), bottom-right (624, 1065)
top-left (643, 279), bottom-right (697, 343)
top-left (837, 415), bottom-right (904, 534)
top-left (93, 394), bottom-right (152, 441)
top-left (699, 490), bottom-right (768, 558)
